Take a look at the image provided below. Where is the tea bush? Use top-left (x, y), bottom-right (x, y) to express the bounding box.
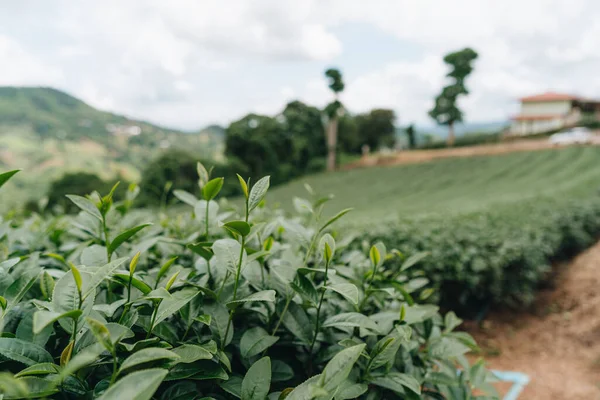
top-left (0, 168), bottom-right (498, 399)
top-left (364, 197), bottom-right (600, 315)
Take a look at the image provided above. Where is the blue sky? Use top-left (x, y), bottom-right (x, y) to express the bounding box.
top-left (2, 0), bottom-right (600, 130)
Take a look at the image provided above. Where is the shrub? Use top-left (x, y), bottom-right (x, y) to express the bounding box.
top-left (363, 197), bottom-right (600, 316)
top-left (46, 172), bottom-right (125, 213)
top-left (137, 150), bottom-right (246, 207)
top-left (418, 132), bottom-right (502, 150)
top-left (0, 168), bottom-right (497, 399)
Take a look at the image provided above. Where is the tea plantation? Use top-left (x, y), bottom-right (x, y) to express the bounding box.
top-left (0, 169), bottom-right (497, 399)
top-left (267, 146), bottom-right (600, 314)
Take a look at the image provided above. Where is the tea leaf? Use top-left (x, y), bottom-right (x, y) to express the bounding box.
top-left (165, 271), bottom-right (180, 291)
top-left (83, 257), bottom-right (128, 299)
top-left (322, 312), bottom-right (380, 334)
top-left (248, 176), bottom-right (270, 212)
top-left (0, 169), bottom-right (20, 189)
top-left (197, 162), bottom-right (209, 187)
top-left (204, 302), bottom-right (232, 347)
top-left (212, 238), bottom-right (245, 274)
top-left (15, 363), bottom-right (61, 378)
top-left (119, 348), bottom-right (179, 374)
top-left (290, 273), bottom-right (318, 306)
top-left (336, 382), bottom-right (369, 399)
top-left (33, 310), bottom-right (83, 334)
top-left (98, 368), bottom-right (168, 400)
top-left (277, 302), bottom-right (313, 344)
top-left (326, 284), bottom-right (359, 305)
top-left (227, 290), bottom-right (276, 309)
top-left (60, 341), bottom-right (74, 366)
top-left (154, 288), bottom-right (199, 326)
top-left (70, 264), bottom-right (83, 293)
top-left (108, 224), bottom-right (152, 254)
top-left (237, 174), bottom-right (249, 198)
top-left (166, 360), bottom-right (228, 381)
top-left (0, 338), bottom-right (53, 366)
top-left (223, 220), bottom-right (251, 237)
top-left (400, 252), bottom-right (429, 272)
top-left (86, 318), bottom-right (113, 352)
top-left (173, 190), bottom-right (199, 206)
top-left (369, 372), bottom-right (421, 395)
top-left (171, 344), bottom-right (214, 364)
top-left (240, 327), bottom-right (279, 359)
top-left (319, 208), bottom-right (353, 233)
top-left (318, 344), bottom-right (365, 392)
top-left (40, 271), bottom-right (55, 301)
top-left (187, 242), bottom-right (213, 260)
top-left (60, 343), bottom-right (104, 379)
top-left (203, 177), bottom-right (224, 201)
top-left (156, 257), bottom-right (178, 282)
top-left (66, 195), bottom-right (102, 221)
top-left (241, 357), bottom-right (271, 400)
top-left (113, 273), bottom-right (152, 295)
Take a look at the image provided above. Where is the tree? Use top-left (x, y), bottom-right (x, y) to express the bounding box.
top-left (337, 114), bottom-right (361, 154)
top-left (406, 124), bottom-right (416, 149)
top-left (429, 48), bottom-right (478, 146)
top-left (225, 114), bottom-right (293, 184)
top-left (324, 68), bottom-right (344, 171)
top-left (355, 109), bottom-right (396, 150)
top-left (281, 101), bottom-right (325, 173)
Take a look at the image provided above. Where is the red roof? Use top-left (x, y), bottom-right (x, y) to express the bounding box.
top-left (519, 92), bottom-right (579, 102)
top-left (512, 114), bottom-right (563, 121)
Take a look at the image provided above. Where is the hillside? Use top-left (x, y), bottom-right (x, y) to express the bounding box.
top-left (265, 146), bottom-right (600, 224)
top-left (0, 86), bottom-right (224, 209)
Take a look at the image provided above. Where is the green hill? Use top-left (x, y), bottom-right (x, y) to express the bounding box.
top-left (265, 146), bottom-right (600, 224)
top-left (0, 86), bottom-right (223, 209)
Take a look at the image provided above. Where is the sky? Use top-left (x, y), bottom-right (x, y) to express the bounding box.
top-left (2, 0), bottom-right (600, 131)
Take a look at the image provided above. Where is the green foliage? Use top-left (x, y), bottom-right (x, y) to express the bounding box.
top-left (138, 150), bottom-right (244, 206)
top-left (260, 146), bottom-right (600, 314)
top-left (46, 172), bottom-right (125, 213)
top-left (365, 198), bottom-right (600, 314)
top-left (418, 131), bottom-right (502, 149)
top-left (0, 168), bottom-right (496, 399)
top-left (429, 48), bottom-right (479, 145)
top-left (405, 124), bottom-right (417, 149)
top-left (355, 109), bottom-right (397, 150)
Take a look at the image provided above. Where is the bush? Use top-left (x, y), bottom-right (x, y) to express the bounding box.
top-left (418, 132), bottom-right (502, 150)
top-left (138, 150), bottom-right (246, 207)
top-left (363, 197), bottom-right (600, 316)
top-left (0, 168), bottom-right (497, 399)
top-left (46, 172), bottom-right (125, 214)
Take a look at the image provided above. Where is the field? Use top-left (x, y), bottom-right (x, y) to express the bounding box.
top-left (267, 146), bottom-right (600, 224)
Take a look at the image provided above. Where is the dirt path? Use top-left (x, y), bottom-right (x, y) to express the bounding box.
top-left (465, 241), bottom-right (600, 399)
top-left (345, 135), bottom-right (600, 170)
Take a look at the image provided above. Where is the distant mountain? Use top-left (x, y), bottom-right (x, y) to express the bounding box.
top-left (0, 86), bottom-right (223, 210)
top-left (0, 86), bottom-right (221, 144)
top-left (200, 124), bottom-right (226, 137)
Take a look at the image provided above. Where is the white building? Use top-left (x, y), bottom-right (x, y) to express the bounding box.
top-left (510, 92), bottom-right (600, 136)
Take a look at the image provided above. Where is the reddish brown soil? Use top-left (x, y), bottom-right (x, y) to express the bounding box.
top-left (465, 241), bottom-right (600, 399)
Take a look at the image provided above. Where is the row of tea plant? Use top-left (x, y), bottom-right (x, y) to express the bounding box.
top-left (0, 168), bottom-right (498, 399)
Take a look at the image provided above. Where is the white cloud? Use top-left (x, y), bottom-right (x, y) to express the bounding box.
top-left (0, 35), bottom-right (63, 85)
top-left (1, 0), bottom-right (600, 128)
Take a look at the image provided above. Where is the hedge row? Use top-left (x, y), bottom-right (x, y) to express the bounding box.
top-left (362, 196), bottom-right (600, 316)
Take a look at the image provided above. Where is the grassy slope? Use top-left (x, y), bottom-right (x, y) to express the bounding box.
top-left (266, 146), bottom-right (600, 224)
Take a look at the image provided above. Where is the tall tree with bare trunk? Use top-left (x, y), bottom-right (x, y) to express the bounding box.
top-left (324, 68), bottom-right (344, 171)
top-left (429, 48), bottom-right (478, 147)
